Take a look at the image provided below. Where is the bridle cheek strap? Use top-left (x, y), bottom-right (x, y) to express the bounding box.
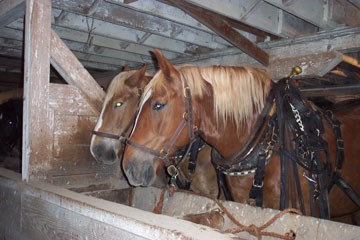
top-left (126, 79), bottom-right (197, 170)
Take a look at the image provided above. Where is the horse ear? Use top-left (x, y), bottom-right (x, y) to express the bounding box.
top-left (125, 64), bottom-right (148, 88)
top-left (123, 65), bottom-right (131, 72)
top-left (152, 49), bottom-right (179, 84)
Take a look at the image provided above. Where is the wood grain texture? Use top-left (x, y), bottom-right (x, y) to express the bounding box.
top-left (23, 0), bottom-right (53, 181)
top-left (49, 84), bottom-right (98, 115)
top-left (164, 0), bottom-right (269, 66)
top-left (50, 30), bottom-right (105, 113)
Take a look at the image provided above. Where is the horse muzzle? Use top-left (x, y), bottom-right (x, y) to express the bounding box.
top-left (123, 159), bottom-right (156, 187)
top-left (90, 140), bottom-right (122, 165)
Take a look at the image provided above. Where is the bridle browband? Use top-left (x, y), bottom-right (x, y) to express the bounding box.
top-left (126, 79), bottom-right (198, 177)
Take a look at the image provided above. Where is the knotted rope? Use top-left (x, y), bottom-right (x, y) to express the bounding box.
top-left (153, 187), bottom-right (300, 240)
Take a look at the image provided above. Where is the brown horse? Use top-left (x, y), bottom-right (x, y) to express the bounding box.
top-left (122, 49), bottom-right (360, 223)
top-left (90, 65), bottom-right (218, 195)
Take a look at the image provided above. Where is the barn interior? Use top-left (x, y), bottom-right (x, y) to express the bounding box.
top-left (0, 0), bottom-right (360, 239)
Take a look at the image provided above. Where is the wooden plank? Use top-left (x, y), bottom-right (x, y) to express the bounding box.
top-left (331, 0), bottom-right (360, 27)
top-left (50, 30), bottom-right (105, 113)
top-left (301, 84), bottom-right (360, 97)
top-left (347, 0), bottom-right (360, 8)
top-left (0, 0), bottom-right (25, 28)
top-left (51, 0), bottom-right (230, 50)
top-left (0, 88), bottom-right (22, 104)
top-left (184, 0), bottom-right (318, 37)
top-left (0, 170), bottom-right (26, 240)
top-left (53, 114), bottom-right (96, 146)
top-left (269, 51), bottom-right (344, 81)
top-left (22, 0), bottom-right (52, 181)
top-left (21, 194), bottom-right (146, 240)
top-left (18, 180), bottom-right (234, 240)
top-left (49, 84), bottom-right (98, 116)
top-left (164, 0), bottom-right (269, 66)
top-left (168, 27), bottom-right (360, 80)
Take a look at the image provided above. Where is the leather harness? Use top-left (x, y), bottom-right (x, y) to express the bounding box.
top-left (95, 70), bottom-right (360, 218)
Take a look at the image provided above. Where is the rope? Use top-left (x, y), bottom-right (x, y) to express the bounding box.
top-left (153, 187), bottom-right (301, 239)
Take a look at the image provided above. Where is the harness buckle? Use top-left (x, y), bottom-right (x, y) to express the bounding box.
top-left (183, 86), bottom-right (190, 97)
top-left (252, 179), bottom-right (264, 188)
top-left (160, 148), bottom-right (168, 156)
top-left (167, 165), bottom-right (179, 177)
top-left (302, 171), bottom-right (316, 183)
top-left (336, 139), bottom-right (344, 149)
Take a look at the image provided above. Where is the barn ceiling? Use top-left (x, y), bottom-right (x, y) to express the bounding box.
top-left (0, 0), bottom-right (359, 103)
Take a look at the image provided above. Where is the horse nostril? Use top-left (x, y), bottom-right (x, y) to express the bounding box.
top-left (123, 160), bottom-right (155, 187)
top-left (143, 162), bottom-right (154, 186)
top-left (92, 142), bottom-right (117, 163)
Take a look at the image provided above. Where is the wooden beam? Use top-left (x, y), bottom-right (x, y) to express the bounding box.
top-left (23, 0), bottom-right (52, 181)
top-left (0, 88), bottom-right (23, 104)
top-left (342, 54), bottom-right (360, 69)
top-left (301, 84), bottom-right (360, 97)
top-left (183, 0), bottom-right (318, 37)
top-left (270, 51), bottom-right (344, 81)
top-left (0, 0), bottom-right (25, 28)
top-left (50, 29), bottom-right (105, 112)
top-left (347, 0), bottom-right (360, 9)
top-left (168, 27), bottom-right (360, 80)
top-left (51, 0), bottom-right (230, 50)
top-left (163, 0), bottom-right (269, 66)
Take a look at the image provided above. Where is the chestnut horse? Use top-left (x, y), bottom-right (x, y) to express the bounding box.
top-left (90, 65), bottom-right (218, 195)
top-left (123, 49), bottom-right (360, 223)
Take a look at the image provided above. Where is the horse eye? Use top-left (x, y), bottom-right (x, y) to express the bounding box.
top-left (153, 102), bottom-right (165, 111)
top-left (114, 102), bottom-right (123, 108)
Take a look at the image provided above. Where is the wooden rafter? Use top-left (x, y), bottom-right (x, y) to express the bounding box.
top-left (0, 0), bottom-right (25, 28)
top-left (162, 0), bottom-right (269, 66)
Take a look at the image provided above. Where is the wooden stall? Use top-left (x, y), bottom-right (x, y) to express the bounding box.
top-left (0, 0), bottom-right (359, 239)
top-left (21, 0), bottom-right (118, 188)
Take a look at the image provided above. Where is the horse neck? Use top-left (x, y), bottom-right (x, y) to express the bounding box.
top-left (197, 96), bottom-right (261, 158)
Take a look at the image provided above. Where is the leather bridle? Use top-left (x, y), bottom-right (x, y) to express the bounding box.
top-left (126, 79), bottom-right (198, 177)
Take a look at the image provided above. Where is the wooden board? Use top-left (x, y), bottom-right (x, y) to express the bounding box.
top-left (22, 0), bottom-right (52, 181)
top-left (0, 168), bottom-right (232, 240)
top-left (1, 168), bottom-right (360, 240)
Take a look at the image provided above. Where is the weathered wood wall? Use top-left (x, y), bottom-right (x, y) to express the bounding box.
top-left (21, 0), bottom-right (114, 186)
top-left (47, 84), bottom-right (119, 187)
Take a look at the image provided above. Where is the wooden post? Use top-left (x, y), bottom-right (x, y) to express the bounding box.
top-left (23, 0), bottom-right (52, 181)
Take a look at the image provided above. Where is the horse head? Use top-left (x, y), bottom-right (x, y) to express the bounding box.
top-left (90, 64), bottom-right (151, 165)
top-left (123, 49), bottom-right (205, 186)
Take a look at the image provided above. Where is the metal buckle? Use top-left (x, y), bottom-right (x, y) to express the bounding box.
top-left (302, 171), bottom-right (316, 183)
top-left (252, 179), bottom-right (263, 188)
top-left (336, 139), bottom-right (344, 149)
top-left (160, 148), bottom-right (168, 156)
top-left (167, 165), bottom-right (179, 177)
top-left (183, 86), bottom-right (190, 97)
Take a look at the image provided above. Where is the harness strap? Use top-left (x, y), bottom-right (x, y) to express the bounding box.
top-left (249, 152), bottom-right (266, 207)
top-left (275, 80), bottom-right (287, 210)
top-left (92, 130), bottom-right (127, 142)
top-left (92, 106), bottom-right (137, 142)
top-left (216, 169), bottom-right (234, 201)
top-left (212, 88), bottom-right (276, 168)
top-left (332, 172), bottom-right (360, 207)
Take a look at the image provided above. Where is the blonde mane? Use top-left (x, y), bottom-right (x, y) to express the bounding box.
top-left (149, 65), bottom-right (272, 129)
